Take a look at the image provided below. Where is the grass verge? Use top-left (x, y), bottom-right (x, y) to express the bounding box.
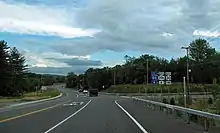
top-left (104, 83), bottom-right (217, 93)
top-left (0, 89), bottom-right (60, 105)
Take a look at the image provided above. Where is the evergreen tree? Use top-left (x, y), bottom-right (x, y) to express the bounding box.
top-left (0, 40), bottom-right (10, 96)
top-left (9, 47), bottom-right (27, 96)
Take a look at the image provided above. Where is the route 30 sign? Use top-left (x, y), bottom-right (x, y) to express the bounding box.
top-left (158, 72), bottom-right (171, 85)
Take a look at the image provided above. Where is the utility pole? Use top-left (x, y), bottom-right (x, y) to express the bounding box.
top-left (186, 48), bottom-right (190, 96)
top-left (183, 77), bottom-right (187, 108)
top-left (147, 59), bottom-right (149, 85)
top-left (181, 46), bottom-right (190, 97)
top-left (114, 70), bottom-right (116, 85)
top-left (144, 59), bottom-right (149, 93)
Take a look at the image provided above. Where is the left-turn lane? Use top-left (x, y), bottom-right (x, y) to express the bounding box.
top-left (0, 87), bottom-right (90, 133)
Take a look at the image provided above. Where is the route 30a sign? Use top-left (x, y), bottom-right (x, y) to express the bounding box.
top-left (158, 72), bottom-right (171, 85)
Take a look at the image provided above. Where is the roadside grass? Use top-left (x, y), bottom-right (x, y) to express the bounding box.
top-left (0, 104), bottom-right (7, 108)
top-left (104, 83), bottom-right (216, 93)
top-left (0, 89), bottom-right (60, 103)
top-left (22, 89), bottom-right (60, 101)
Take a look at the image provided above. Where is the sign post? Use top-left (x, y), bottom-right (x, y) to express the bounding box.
top-left (158, 72), bottom-right (165, 101)
top-left (165, 72), bottom-right (171, 100)
top-left (183, 76), bottom-right (187, 108)
top-left (151, 72), bottom-right (157, 100)
top-left (157, 72), bottom-right (172, 101)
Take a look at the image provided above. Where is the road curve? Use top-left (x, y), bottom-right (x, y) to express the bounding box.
top-left (0, 87), bottom-right (207, 133)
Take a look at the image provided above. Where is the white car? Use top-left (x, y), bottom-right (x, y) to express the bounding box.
top-left (83, 90), bottom-right (88, 94)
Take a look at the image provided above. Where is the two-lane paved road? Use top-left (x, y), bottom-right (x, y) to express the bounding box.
top-left (0, 87), bottom-right (205, 133)
top-left (47, 95), bottom-right (143, 133)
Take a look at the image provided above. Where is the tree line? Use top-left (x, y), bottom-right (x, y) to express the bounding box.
top-left (66, 38), bottom-right (220, 91)
top-left (0, 40), bottom-right (65, 97)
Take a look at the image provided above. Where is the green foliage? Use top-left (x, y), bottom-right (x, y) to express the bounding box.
top-left (211, 85), bottom-right (220, 100)
top-left (216, 99), bottom-right (220, 114)
top-left (66, 72), bottom-right (78, 88)
top-left (24, 89), bottom-right (60, 98)
top-left (0, 40), bottom-right (11, 96)
top-left (43, 75), bottom-right (55, 86)
top-left (66, 38), bottom-right (220, 93)
top-left (213, 78), bottom-right (217, 84)
top-left (162, 98), bottom-right (168, 104)
top-left (8, 47), bottom-right (27, 96)
top-left (177, 96), bottom-right (192, 106)
top-left (189, 38), bottom-right (215, 62)
top-left (170, 97), bottom-right (175, 105)
top-left (0, 40), bottom-right (64, 97)
top-left (208, 97), bottom-right (213, 105)
top-left (104, 83), bottom-right (219, 94)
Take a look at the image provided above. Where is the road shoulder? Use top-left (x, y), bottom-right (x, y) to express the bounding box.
top-left (117, 99), bottom-right (204, 133)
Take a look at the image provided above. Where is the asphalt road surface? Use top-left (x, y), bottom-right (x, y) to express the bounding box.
top-left (0, 87), bottom-right (207, 133)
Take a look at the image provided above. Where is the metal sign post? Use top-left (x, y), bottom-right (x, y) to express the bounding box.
top-left (183, 77), bottom-right (187, 108)
top-left (165, 72), bottom-right (171, 100)
top-left (158, 72), bottom-right (165, 101)
top-left (151, 71), bottom-right (157, 100)
top-left (157, 72), bottom-right (172, 101)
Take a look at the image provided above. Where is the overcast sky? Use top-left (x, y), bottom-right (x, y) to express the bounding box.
top-left (1, 0), bottom-right (220, 75)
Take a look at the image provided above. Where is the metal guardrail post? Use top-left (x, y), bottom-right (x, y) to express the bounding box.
top-left (186, 113), bottom-right (190, 124)
top-left (204, 118), bottom-right (208, 131)
top-left (174, 110), bottom-right (178, 119)
top-left (166, 107), bottom-right (169, 115)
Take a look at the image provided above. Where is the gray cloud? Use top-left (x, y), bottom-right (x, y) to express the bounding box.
top-left (51, 0), bottom-right (220, 57)
top-left (47, 57), bottom-right (102, 66)
top-left (29, 66), bottom-right (89, 75)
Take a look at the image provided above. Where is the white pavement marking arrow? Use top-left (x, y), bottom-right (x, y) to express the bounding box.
top-left (63, 101), bottom-right (84, 106)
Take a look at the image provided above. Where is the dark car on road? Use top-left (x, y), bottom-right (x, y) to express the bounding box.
top-left (89, 88), bottom-right (98, 96)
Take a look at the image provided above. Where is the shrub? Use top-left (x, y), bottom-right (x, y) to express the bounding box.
top-left (216, 99), bottom-right (220, 114)
top-left (207, 97), bottom-right (213, 105)
top-left (170, 97), bottom-right (175, 105)
top-left (178, 96), bottom-right (192, 106)
top-left (162, 98), bottom-right (168, 104)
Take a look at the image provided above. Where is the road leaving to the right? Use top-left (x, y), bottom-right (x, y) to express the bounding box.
top-left (0, 88), bottom-right (209, 133)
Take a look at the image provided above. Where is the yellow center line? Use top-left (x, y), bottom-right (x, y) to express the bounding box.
top-left (0, 100), bottom-right (71, 123)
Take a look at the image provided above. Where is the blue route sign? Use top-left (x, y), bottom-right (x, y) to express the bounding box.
top-left (151, 71), bottom-right (158, 84)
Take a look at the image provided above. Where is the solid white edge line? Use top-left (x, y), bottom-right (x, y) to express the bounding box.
top-left (44, 100), bottom-right (92, 133)
top-left (115, 100), bottom-right (148, 133)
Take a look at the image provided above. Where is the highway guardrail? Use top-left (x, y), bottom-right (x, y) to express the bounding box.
top-left (132, 97), bottom-right (220, 132)
top-left (101, 92), bottom-right (212, 96)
